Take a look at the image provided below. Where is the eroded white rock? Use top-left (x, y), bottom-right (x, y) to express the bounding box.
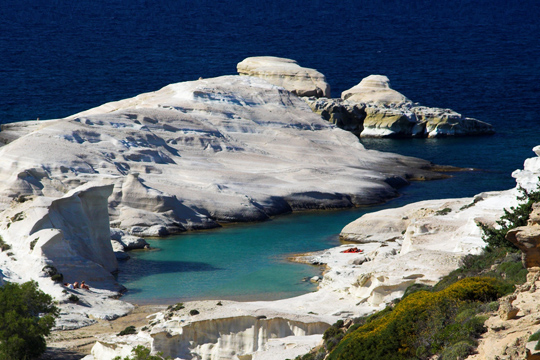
top-left (237, 56), bottom-right (330, 97)
top-left (0, 75), bottom-right (441, 236)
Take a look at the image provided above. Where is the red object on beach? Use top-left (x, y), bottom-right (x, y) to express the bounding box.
top-left (340, 247), bottom-right (363, 253)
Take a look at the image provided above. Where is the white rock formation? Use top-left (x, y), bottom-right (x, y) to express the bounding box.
top-left (237, 56), bottom-right (331, 97)
top-left (305, 76), bottom-right (494, 138)
top-left (341, 75), bottom-right (409, 105)
top-left (0, 75), bottom-right (442, 236)
top-left (0, 183), bottom-right (133, 329)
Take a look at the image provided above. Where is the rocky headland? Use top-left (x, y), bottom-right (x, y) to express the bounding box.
top-left (303, 74), bottom-right (494, 138)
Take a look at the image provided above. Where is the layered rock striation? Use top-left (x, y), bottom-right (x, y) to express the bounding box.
top-left (237, 56), bottom-right (330, 98)
top-left (0, 75), bottom-right (444, 236)
top-left (305, 74), bottom-right (494, 138)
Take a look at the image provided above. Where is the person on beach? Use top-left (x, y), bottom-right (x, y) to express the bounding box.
top-left (81, 281), bottom-right (90, 290)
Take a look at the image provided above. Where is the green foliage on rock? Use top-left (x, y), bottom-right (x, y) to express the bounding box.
top-left (479, 184), bottom-right (540, 250)
top-left (0, 281), bottom-right (59, 360)
top-left (113, 345), bottom-right (171, 360)
top-left (0, 235), bottom-right (11, 252)
top-left (327, 277), bottom-right (506, 360)
top-left (118, 325), bottom-right (137, 336)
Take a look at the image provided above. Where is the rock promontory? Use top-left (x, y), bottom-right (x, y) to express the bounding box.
top-left (305, 75), bottom-right (494, 138)
top-left (0, 75), bottom-right (444, 236)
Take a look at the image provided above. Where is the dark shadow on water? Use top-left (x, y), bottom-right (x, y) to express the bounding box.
top-left (116, 258), bottom-right (222, 283)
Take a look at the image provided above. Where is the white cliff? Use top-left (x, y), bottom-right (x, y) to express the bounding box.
top-left (0, 183), bottom-right (133, 329)
top-left (0, 75), bottom-right (443, 237)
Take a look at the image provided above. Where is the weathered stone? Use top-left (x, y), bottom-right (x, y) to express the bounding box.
top-left (304, 81), bottom-right (494, 138)
top-left (506, 224), bottom-right (540, 268)
top-left (499, 294), bottom-right (519, 320)
top-left (341, 75), bottom-right (409, 105)
top-left (361, 106), bottom-right (423, 138)
top-left (237, 56), bottom-right (330, 97)
top-left (303, 97), bottom-right (366, 136)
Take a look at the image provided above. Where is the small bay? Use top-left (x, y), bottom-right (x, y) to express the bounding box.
top-left (118, 170), bottom-right (494, 304)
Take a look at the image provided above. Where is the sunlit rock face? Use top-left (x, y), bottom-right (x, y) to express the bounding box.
top-left (0, 75), bottom-right (442, 236)
top-left (342, 75), bottom-right (409, 105)
top-left (0, 183), bottom-right (132, 329)
top-left (152, 315), bottom-right (329, 360)
top-left (237, 56), bottom-right (331, 98)
top-left (305, 74), bottom-right (494, 138)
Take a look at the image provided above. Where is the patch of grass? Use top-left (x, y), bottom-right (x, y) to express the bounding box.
top-left (10, 212), bottom-right (25, 222)
top-left (113, 345), bottom-right (171, 360)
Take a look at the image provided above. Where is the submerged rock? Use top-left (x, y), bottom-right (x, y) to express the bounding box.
top-left (237, 56), bottom-right (331, 97)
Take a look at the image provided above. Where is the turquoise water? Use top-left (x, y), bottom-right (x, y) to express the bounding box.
top-left (118, 176), bottom-right (481, 304)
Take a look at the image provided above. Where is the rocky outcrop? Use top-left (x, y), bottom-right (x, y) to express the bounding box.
top-left (0, 183), bottom-right (132, 329)
top-left (237, 56), bottom-right (330, 97)
top-left (466, 270), bottom-right (540, 360)
top-left (0, 75), bottom-right (444, 236)
top-left (304, 75), bottom-right (494, 138)
top-left (506, 203), bottom-right (540, 268)
top-left (341, 75), bottom-right (409, 105)
top-left (89, 300), bottom-right (330, 360)
top-left (336, 146), bottom-right (540, 310)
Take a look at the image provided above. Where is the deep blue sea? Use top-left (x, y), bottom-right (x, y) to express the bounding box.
top-left (1, 0), bottom-right (539, 303)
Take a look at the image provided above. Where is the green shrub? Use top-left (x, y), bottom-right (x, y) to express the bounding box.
top-left (51, 273), bottom-right (64, 283)
top-left (436, 208), bottom-right (452, 216)
top-left (113, 345), bottom-right (171, 360)
top-left (529, 330), bottom-right (540, 341)
top-left (0, 281), bottom-right (59, 360)
top-left (479, 184), bottom-right (540, 250)
top-left (167, 302), bottom-right (184, 312)
top-left (328, 277), bottom-right (505, 360)
top-left (323, 320), bottom-right (345, 352)
top-left (189, 309), bottom-right (199, 316)
top-left (117, 325), bottom-right (137, 336)
top-left (439, 340), bottom-right (476, 360)
top-left (68, 295), bottom-right (79, 303)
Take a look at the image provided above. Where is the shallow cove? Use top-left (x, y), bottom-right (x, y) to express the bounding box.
top-left (117, 168), bottom-right (499, 305)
